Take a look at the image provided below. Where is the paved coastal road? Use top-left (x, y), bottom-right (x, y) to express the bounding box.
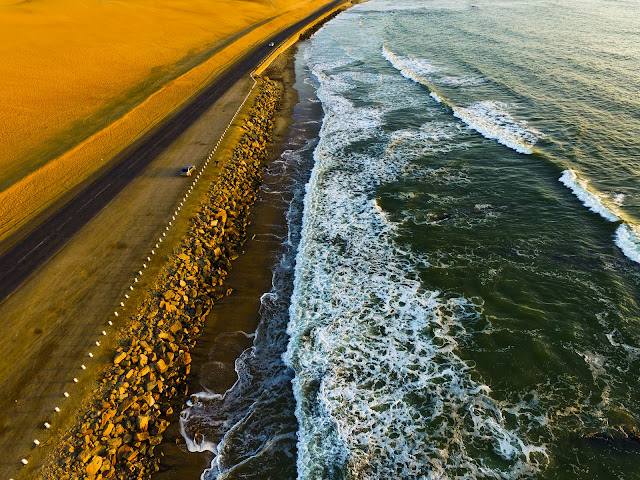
top-left (0, 0), bottom-right (344, 304)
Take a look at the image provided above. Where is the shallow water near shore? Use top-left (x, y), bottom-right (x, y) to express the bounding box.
top-left (187, 0), bottom-right (640, 478)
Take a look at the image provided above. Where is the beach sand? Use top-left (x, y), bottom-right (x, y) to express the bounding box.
top-left (150, 50), bottom-right (299, 480)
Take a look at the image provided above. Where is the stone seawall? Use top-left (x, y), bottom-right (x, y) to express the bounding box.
top-left (42, 78), bottom-right (283, 480)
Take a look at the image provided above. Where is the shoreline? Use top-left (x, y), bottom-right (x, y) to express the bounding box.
top-left (150, 50), bottom-right (302, 480)
top-left (40, 77), bottom-right (287, 479)
top-left (34, 4), bottom-right (351, 477)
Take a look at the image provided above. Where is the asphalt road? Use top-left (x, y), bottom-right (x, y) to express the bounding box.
top-left (0, 0), bottom-right (344, 304)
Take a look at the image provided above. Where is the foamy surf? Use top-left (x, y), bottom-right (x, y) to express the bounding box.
top-left (382, 46), bottom-right (540, 154)
top-left (615, 223), bottom-right (640, 264)
top-left (285, 32), bottom-right (546, 479)
top-left (558, 170), bottom-right (620, 222)
top-left (559, 169), bottom-right (640, 264)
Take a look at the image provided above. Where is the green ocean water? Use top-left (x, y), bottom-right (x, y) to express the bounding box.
top-left (283, 0), bottom-right (640, 478)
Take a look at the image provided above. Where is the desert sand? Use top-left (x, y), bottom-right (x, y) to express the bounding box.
top-left (0, 0), bottom-right (335, 243)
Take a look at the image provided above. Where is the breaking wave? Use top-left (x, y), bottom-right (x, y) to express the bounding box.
top-left (559, 169), bottom-right (640, 264)
top-left (285, 36), bottom-right (547, 480)
top-left (382, 46), bottom-right (541, 154)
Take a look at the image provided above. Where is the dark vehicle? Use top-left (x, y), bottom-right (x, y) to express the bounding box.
top-left (180, 165), bottom-right (196, 176)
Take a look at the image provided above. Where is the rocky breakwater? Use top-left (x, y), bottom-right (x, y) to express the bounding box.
top-left (42, 78), bottom-right (283, 480)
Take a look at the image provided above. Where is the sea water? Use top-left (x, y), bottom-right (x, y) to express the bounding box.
top-left (184, 0), bottom-right (640, 478)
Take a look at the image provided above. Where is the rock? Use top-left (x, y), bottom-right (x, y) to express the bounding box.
top-left (163, 290), bottom-right (175, 300)
top-left (142, 392), bottom-right (155, 407)
top-left (100, 409), bottom-right (115, 428)
top-left (78, 447), bottom-right (92, 464)
top-left (154, 359), bottom-right (168, 374)
top-left (169, 320), bottom-right (182, 335)
top-left (137, 415), bottom-right (150, 432)
top-left (102, 422), bottom-right (114, 437)
top-left (106, 437), bottom-right (122, 448)
top-left (113, 352), bottom-right (127, 364)
top-left (176, 352), bottom-right (192, 366)
top-left (85, 455), bottom-right (103, 476)
top-left (118, 396), bottom-right (137, 413)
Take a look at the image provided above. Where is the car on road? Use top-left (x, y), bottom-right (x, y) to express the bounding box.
top-left (180, 165), bottom-right (196, 176)
top-left (268, 42), bottom-right (275, 47)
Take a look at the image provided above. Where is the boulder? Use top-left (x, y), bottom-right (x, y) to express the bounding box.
top-left (85, 455), bottom-right (103, 476)
top-left (169, 320), bottom-right (182, 335)
top-left (154, 359), bottom-right (168, 374)
top-left (113, 352), bottom-right (126, 364)
top-left (137, 415), bottom-right (150, 432)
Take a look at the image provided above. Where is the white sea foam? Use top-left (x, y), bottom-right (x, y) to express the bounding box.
top-left (559, 170), bottom-right (640, 264)
top-left (382, 46), bottom-right (540, 154)
top-left (613, 193), bottom-right (626, 206)
top-left (615, 223), bottom-right (640, 264)
top-left (558, 170), bottom-right (620, 222)
top-left (436, 75), bottom-right (488, 87)
top-left (286, 31), bottom-right (546, 480)
top-left (453, 101), bottom-right (539, 154)
top-left (382, 45), bottom-right (442, 83)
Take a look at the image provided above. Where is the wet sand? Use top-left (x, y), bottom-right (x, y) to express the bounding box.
top-left (152, 51), bottom-right (300, 480)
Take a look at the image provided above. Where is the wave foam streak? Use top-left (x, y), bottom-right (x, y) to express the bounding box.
top-left (559, 169), bottom-right (640, 264)
top-left (382, 46), bottom-right (540, 154)
top-left (286, 36), bottom-right (546, 479)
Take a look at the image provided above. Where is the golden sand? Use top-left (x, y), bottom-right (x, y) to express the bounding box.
top-left (0, 0), bottom-right (337, 241)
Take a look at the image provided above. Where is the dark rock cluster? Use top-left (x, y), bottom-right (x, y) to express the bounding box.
top-left (42, 78), bottom-right (283, 480)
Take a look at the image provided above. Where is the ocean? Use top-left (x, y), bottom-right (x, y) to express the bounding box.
top-left (181, 0), bottom-right (640, 478)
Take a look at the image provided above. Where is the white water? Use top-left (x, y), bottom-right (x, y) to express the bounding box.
top-left (559, 169), bottom-right (640, 264)
top-left (615, 223), bottom-right (640, 264)
top-left (382, 46), bottom-right (540, 155)
top-left (285, 32), bottom-right (546, 480)
top-left (558, 170), bottom-right (620, 222)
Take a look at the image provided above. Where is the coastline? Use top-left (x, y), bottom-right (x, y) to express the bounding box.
top-left (150, 50), bottom-right (301, 480)
top-left (33, 4), bottom-right (351, 477)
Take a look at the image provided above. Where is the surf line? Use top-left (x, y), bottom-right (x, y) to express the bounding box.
top-left (559, 169), bottom-right (640, 264)
top-left (381, 45), bottom-right (538, 155)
